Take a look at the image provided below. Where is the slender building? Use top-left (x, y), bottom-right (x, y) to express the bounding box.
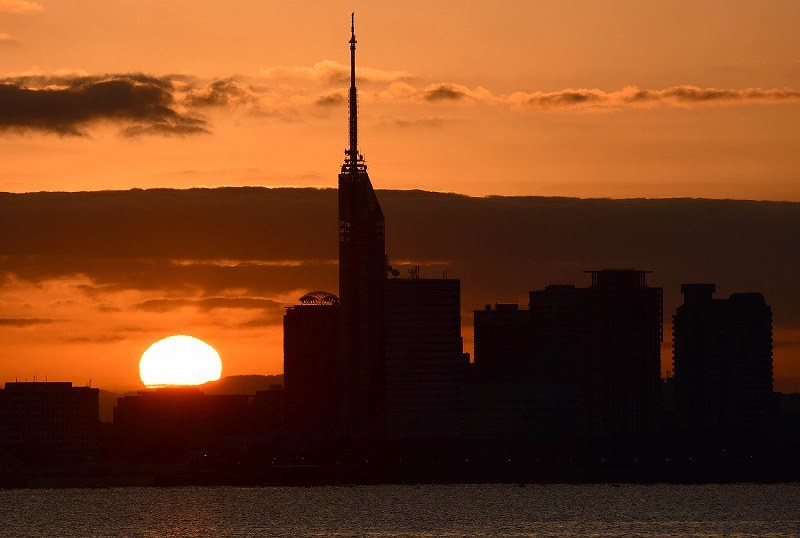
top-left (338, 13), bottom-right (387, 438)
top-left (284, 291), bottom-right (340, 436)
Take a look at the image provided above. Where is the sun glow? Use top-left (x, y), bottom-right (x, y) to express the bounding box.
top-left (139, 335), bottom-right (222, 388)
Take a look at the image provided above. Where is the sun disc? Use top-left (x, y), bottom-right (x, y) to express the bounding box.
top-left (139, 335), bottom-right (222, 388)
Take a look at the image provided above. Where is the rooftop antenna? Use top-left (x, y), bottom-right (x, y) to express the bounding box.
top-left (345, 12), bottom-right (362, 172)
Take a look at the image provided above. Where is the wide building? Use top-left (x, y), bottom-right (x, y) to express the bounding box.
top-left (337, 16), bottom-right (387, 438)
top-left (113, 388), bottom-right (282, 462)
top-left (672, 284), bottom-right (774, 438)
top-left (516, 269), bottom-right (662, 442)
top-left (385, 276), bottom-right (465, 439)
top-left (0, 381), bottom-right (100, 461)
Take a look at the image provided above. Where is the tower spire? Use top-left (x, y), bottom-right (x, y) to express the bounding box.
top-left (347, 12), bottom-right (360, 171)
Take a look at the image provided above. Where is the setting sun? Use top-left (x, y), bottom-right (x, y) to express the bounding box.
top-left (139, 335), bottom-right (222, 388)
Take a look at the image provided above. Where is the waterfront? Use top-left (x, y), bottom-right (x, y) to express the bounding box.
top-left (0, 483), bottom-right (797, 537)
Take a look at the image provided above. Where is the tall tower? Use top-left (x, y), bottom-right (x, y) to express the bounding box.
top-left (338, 13), bottom-right (387, 438)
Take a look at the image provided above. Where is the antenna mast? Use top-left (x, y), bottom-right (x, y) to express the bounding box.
top-left (346, 12), bottom-right (362, 172)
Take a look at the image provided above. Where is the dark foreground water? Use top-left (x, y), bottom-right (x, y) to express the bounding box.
top-left (0, 484), bottom-right (798, 537)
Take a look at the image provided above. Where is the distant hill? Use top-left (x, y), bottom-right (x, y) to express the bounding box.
top-left (99, 374), bottom-right (284, 423)
top-left (200, 374), bottom-right (284, 395)
top-left (99, 389), bottom-right (126, 423)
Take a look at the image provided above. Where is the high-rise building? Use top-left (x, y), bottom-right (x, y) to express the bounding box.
top-left (466, 303), bottom-right (540, 440)
top-left (579, 270), bottom-right (662, 440)
top-left (0, 381), bottom-right (99, 461)
top-left (385, 277), bottom-right (465, 439)
top-left (529, 285), bottom-right (580, 385)
top-left (528, 284), bottom-right (581, 437)
top-left (473, 303), bottom-right (532, 383)
top-left (283, 291), bottom-right (340, 436)
top-left (525, 270), bottom-right (663, 441)
top-left (337, 14), bottom-right (387, 438)
top-left (673, 284), bottom-right (774, 437)
top-left (467, 270), bottom-right (661, 442)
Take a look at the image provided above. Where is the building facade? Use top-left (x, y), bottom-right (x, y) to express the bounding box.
top-left (0, 381), bottom-right (99, 461)
top-left (337, 16), bottom-right (387, 438)
top-left (473, 303), bottom-right (532, 383)
top-left (523, 270), bottom-right (663, 441)
top-left (578, 270), bottom-right (663, 440)
top-left (283, 291), bottom-right (340, 436)
top-left (385, 277), bottom-right (465, 439)
top-left (113, 388), bottom-right (262, 462)
top-left (673, 284), bottom-right (774, 437)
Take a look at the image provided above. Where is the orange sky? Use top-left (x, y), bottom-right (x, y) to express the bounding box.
top-left (0, 0), bottom-right (798, 199)
top-left (1, 1), bottom-right (800, 391)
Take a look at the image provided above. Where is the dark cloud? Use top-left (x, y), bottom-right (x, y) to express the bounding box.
top-left (518, 85), bottom-right (800, 110)
top-left (136, 297), bottom-right (283, 313)
top-left (2, 188), bottom-right (800, 388)
top-left (624, 86), bottom-right (800, 105)
top-left (314, 92), bottom-right (345, 107)
top-left (0, 255), bottom-right (337, 298)
top-left (237, 313), bottom-right (285, 329)
top-left (422, 83), bottom-right (471, 102)
top-left (0, 74), bottom-right (207, 136)
top-left (0, 317), bottom-right (59, 327)
top-left (61, 334), bottom-right (128, 344)
top-left (526, 89), bottom-right (607, 107)
top-left (386, 116), bottom-right (450, 128)
top-left (183, 78), bottom-right (256, 108)
top-left (1, 188), bottom-right (799, 327)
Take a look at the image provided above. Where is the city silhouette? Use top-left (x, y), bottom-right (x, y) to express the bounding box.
top-left (1, 12), bottom-right (799, 491)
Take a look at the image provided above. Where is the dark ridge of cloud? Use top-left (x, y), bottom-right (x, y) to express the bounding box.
top-left (259, 60), bottom-right (416, 85)
top-left (3, 72), bottom-right (173, 90)
top-left (624, 86), bottom-right (800, 105)
top-left (0, 255), bottom-right (338, 297)
top-left (313, 92), bottom-right (345, 107)
top-left (422, 83), bottom-right (470, 102)
top-left (518, 85), bottom-right (800, 110)
top-left (0, 75), bottom-right (207, 136)
top-left (387, 116), bottom-right (450, 128)
top-left (136, 296), bottom-right (283, 313)
top-left (237, 313), bottom-right (285, 329)
top-left (0, 317), bottom-right (58, 327)
top-left (1, 187), bottom-right (799, 328)
top-left (62, 334), bottom-right (127, 344)
top-left (120, 120), bottom-right (207, 138)
top-left (528, 89), bottom-right (607, 107)
top-left (183, 78), bottom-right (256, 108)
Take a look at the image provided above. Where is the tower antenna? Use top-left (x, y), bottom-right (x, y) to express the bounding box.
top-left (347, 12), bottom-right (360, 172)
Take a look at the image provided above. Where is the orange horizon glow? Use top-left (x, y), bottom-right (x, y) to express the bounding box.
top-left (1, 2), bottom-right (799, 393)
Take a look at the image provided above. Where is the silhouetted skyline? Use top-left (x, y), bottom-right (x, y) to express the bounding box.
top-left (1, 11), bottom-right (799, 488)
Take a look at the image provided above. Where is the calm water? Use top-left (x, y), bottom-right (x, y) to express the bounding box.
top-left (0, 484), bottom-right (798, 537)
